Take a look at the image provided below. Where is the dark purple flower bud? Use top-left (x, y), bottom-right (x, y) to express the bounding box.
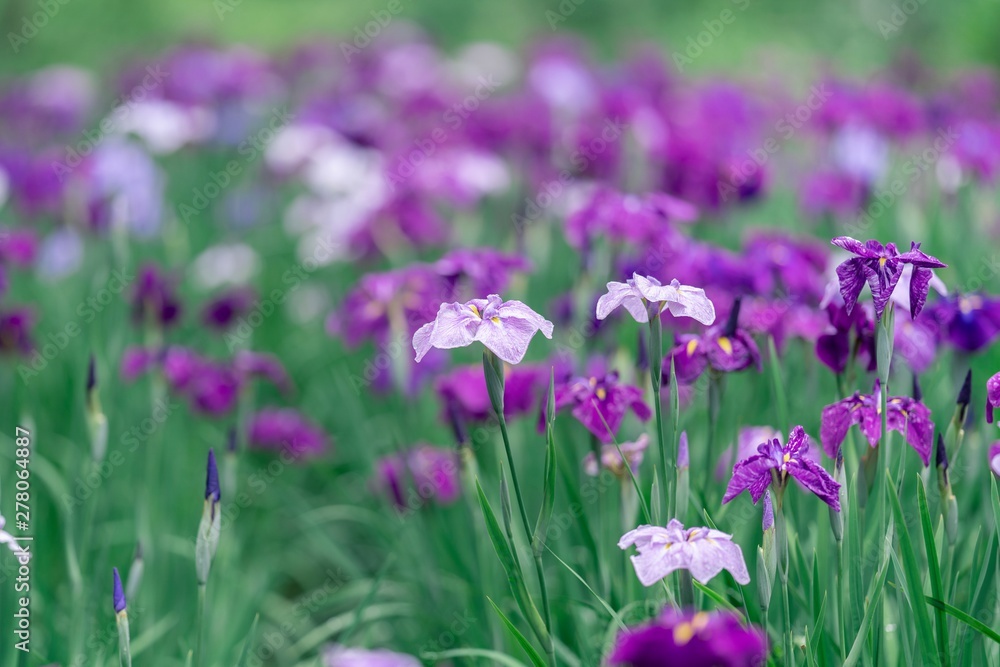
top-left (205, 449), bottom-right (220, 503)
top-left (912, 375), bottom-right (923, 402)
top-left (957, 369), bottom-right (972, 409)
top-left (87, 354), bottom-right (97, 393)
top-left (113, 567), bottom-right (126, 614)
top-left (935, 433), bottom-right (948, 471)
top-left (227, 428), bottom-right (237, 453)
top-left (200, 287), bottom-right (256, 330)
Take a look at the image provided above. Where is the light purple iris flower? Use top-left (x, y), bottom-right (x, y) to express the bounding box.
top-left (987, 371), bottom-right (1000, 424)
top-left (583, 434), bottom-right (650, 478)
top-left (412, 294), bottom-right (553, 365)
top-left (831, 236), bottom-right (946, 320)
top-left (990, 442), bottom-right (1000, 478)
top-left (596, 273), bottom-right (716, 325)
top-left (618, 519), bottom-right (750, 587)
top-left (723, 426), bottom-right (841, 511)
top-left (323, 645), bottom-right (421, 667)
top-left (820, 380), bottom-right (934, 465)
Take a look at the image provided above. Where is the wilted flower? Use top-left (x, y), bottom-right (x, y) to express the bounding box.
top-left (323, 645), bottom-right (421, 667)
top-left (246, 408), bottom-right (328, 459)
top-left (820, 380), bottom-right (934, 465)
top-left (413, 294), bottom-right (553, 365)
top-left (618, 519), bottom-right (750, 587)
top-left (723, 426), bottom-right (841, 511)
top-left (595, 273), bottom-right (716, 325)
top-left (831, 236), bottom-right (946, 320)
top-left (988, 371), bottom-right (1000, 424)
top-left (609, 608), bottom-right (766, 667)
top-left (583, 434), bottom-right (649, 478)
top-left (545, 360), bottom-right (651, 444)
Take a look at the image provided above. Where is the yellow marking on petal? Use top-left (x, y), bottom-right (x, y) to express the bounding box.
top-left (686, 339), bottom-right (699, 356)
top-left (469, 305), bottom-right (481, 318)
top-left (879, 257), bottom-right (887, 268)
top-left (783, 453), bottom-right (791, 463)
top-left (691, 612), bottom-right (710, 631)
top-left (491, 316), bottom-right (501, 324)
top-left (596, 388), bottom-right (607, 400)
top-left (717, 336), bottom-right (733, 355)
top-left (673, 623), bottom-right (695, 646)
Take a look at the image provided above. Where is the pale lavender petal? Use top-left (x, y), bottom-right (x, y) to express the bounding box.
top-left (495, 299), bottom-right (555, 338)
top-left (618, 525), bottom-right (669, 551)
top-left (629, 545), bottom-right (686, 587)
top-left (597, 281), bottom-right (648, 322)
top-left (475, 316), bottom-right (542, 364)
top-left (412, 302), bottom-right (481, 362)
top-left (664, 281), bottom-right (717, 325)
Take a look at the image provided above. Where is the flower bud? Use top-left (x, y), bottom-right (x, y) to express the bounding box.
top-left (85, 355), bottom-right (108, 463)
top-left (756, 546), bottom-right (773, 613)
top-left (195, 449), bottom-right (222, 585)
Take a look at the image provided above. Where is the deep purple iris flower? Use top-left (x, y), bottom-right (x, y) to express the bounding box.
top-left (374, 445), bottom-right (460, 510)
top-left (0, 308), bottom-right (33, 355)
top-left (987, 371), bottom-right (1000, 424)
top-left (434, 248), bottom-right (531, 296)
top-left (246, 408), bottom-right (328, 459)
top-left (131, 263), bottom-right (183, 328)
top-left (664, 302), bottom-right (760, 384)
top-left (723, 426), bottom-right (841, 511)
top-left (926, 294), bottom-right (1000, 353)
top-left (566, 186), bottom-right (697, 250)
top-left (544, 359), bottom-right (651, 444)
top-left (820, 380), bottom-right (934, 465)
top-left (201, 287), bottom-right (257, 330)
top-left (831, 236), bottom-right (946, 320)
top-left (744, 230), bottom-right (829, 303)
top-left (609, 607), bottom-right (766, 667)
top-left (815, 299), bottom-right (876, 375)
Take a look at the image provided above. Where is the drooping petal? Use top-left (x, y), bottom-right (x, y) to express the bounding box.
top-left (495, 299), bottom-right (555, 338)
top-left (722, 453), bottom-right (775, 504)
top-left (897, 241), bottom-right (947, 269)
top-left (474, 315), bottom-right (542, 364)
top-left (596, 281), bottom-right (648, 322)
top-left (835, 259), bottom-right (868, 314)
top-left (663, 280), bottom-right (717, 325)
top-left (907, 266), bottom-right (933, 319)
top-left (787, 457), bottom-right (841, 511)
top-left (831, 236), bottom-right (871, 256)
top-left (412, 302), bottom-right (480, 362)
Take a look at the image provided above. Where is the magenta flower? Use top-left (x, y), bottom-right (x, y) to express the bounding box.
top-left (723, 426), bottom-right (841, 511)
top-left (583, 434), bottom-right (650, 478)
top-left (987, 371), bottom-right (1000, 424)
top-left (374, 444), bottom-right (460, 510)
top-left (412, 294), bottom-right (553, 365)
top-left (831, 236), bottom-right (946, 320)
top-left (246, 408), bottom-right (328, 459)
top-left (545, 361), bottom-right (651, 444)
top-left (619, 519), bottom-right (750, 587)
top-left (609, 608), bottom-right (766, 667)
top-left (435, 363), bottom-right (545, 423)
top-left (820, 380), bottom-right (934, 465)
top-left (596, 273), bottom-right (716, 325)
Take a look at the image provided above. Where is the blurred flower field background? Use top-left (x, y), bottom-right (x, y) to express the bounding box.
top-left (2, 0), bottom-right (1000, 666)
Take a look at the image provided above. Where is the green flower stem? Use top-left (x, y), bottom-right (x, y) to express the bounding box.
top-left (647, 312), bottom-right (671, 520)
top-left (196, 583), bottom-right (207, 667)
top-left (776, 500), bottom-right (794, 667)
top-left (116, 612), bottom-right (133, 667)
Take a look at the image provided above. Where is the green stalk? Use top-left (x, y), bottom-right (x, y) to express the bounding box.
top-left (777, 499), bottom-right (794, 666)
top-left (647, 312), bottom-right (670, 520)
top-left (196, 583), bottom-right (207, 667)
top-left (703, 373), bottom-right (723, 493)
top-left (116, 613), bottom-right (133, 667)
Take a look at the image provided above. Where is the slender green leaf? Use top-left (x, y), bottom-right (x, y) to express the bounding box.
top-left (545, 545), bottom-right (626, 630)
top-left (886, 474), bottom-right (938, 665)
top-left (235, 615), bottom-right (260, 667)
top-left (843, 519), bottom-right (893, 667)
top-left (488, 597), bottom-right (547, 667)
top-left (917, 477), bottom-right (950, 667)
top-left (924, 597), bottom-right (1000, 644)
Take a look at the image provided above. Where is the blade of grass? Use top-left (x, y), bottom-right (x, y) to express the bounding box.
top-left (885, 474), bottom-right (938, 666)
top-left (235, 614), bottom-right (260, 667)
top-left (489, 597), bottom-right (548, 667)
top-left (545, 545), bottom-right (626, 630)
top-left (916, 477), bottom-right (950, 667)
top-left (843, 518), bottom-right (893, 667)
top-left (924, 597), bottom-right (1000, 644)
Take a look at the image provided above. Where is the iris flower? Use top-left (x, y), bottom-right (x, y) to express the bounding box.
top-left (820, 380), bottom-right (934, 465)
top-left (583, 434), bottom-right (650, 478)
top-left (665, 301), bottom-right (760, 384)
top-left (988, 371), bottom-right (1000, 424)
top-left (610, 608), bottom-right (766, 667)
top-left (596, 273), bottom-right (716, 325)
top-left (412, 294), bottom-right (553, 365)
top-left (831, 236), bottom-right (946, 320)
top-left (927, 294), bottom-right (1000, 353)
top-left (545, 362), bottom-right (651, 444)
top-left (723, 426), bottom-right (841, 511)
top-left (324, 645), bottom-right (421, 667)
top-left (990, 442), bottom-right (1000, 478)
top-left (618, 519), bottom-right (750, 587)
